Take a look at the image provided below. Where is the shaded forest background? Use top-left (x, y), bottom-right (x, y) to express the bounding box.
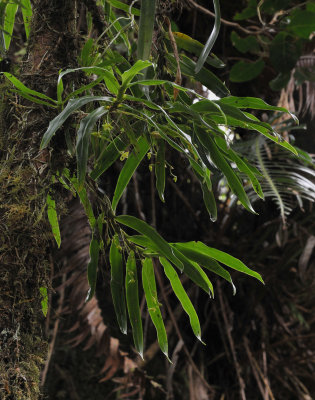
top-left (1, 0), bottom-right (314, 399)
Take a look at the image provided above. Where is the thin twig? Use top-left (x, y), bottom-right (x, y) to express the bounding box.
top-left (185, 0), bottom-right (265, 35)
top-left (165, 16), bottom-right (182, 99)
top-left (244, 337), bottom-right (276, 400)
top-left (243, 337), bottom-right (269, 400)
top-left (166, 339), bottom-right (184, 400)
top-left (218, 283), bottom-right (246, 400)
top-left (168, 177), bottom-right (200, 224)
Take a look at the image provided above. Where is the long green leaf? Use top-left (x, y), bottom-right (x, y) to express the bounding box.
top-left (218, 96), bottom-right (298, 123)
top-left (112, 136), bottom-right (150, 211)
top-left (159, 257), bottom-right (203, 342)
top-left (125, 251), bottom-right (143, 358)
top-left (226, 147), bottom-right (264, 199)
top-left (21, 0), bottom-right (32, 39)
top-left (110, 235), bottom-right (127, 334)
top-left (173, 243), bottom-right (236, 294)
top-left (194, 125), bottom-right (256, 213)
top-left (201, 180), bottom-right (217, 222)
top-left (57, 66), bottom-right (118, 101)
top-left (167, 54), bottom-right (229, 98)
top-left (86, 237), bottom-right (100, 301)
top-left (40, 96), bottom-right (113, 149)
top-left (121, 60), bottom-right (152, 88)
top-left (46, 193), bottom-right (61, 248)
top-left (142, 258), bottom-right (169, 359)
top-left (3, 2), bottom-right (18, 50)
top-left (170, 245), bottom-right (214, 297)
top-left (171, 32), bottom-right (225, 68)
top-left (175, 241), bottom-right (264, 284)
top-left (0, 3), bottom-right (6, 54)
top-left (116, 215), bottom-right (184, 271)
top-left (76, 107), bottom-right (108, 187)
top-left (137, 0), bottom-right (156, 61)
top-left (253, 127), bottom-right (298, 155)
top-left (107, 0), bottom-right (140, 16)
top-left (4, 73), bottom-right (56, 103)
top-left (192, 100), bottom-right (273, 132)
top-left (127, 235), bottom-right (213, 295)
top-left (195, 0), bottom-right (221, 73)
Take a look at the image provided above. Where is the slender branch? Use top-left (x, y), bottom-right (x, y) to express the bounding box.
top-left (185, 0), bottom-right (267, 35)
top-left (218, 283), bottom-right (247, 400)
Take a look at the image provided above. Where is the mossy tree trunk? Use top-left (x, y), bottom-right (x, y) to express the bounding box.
top-left (0, 1), bottom-right (77, 398)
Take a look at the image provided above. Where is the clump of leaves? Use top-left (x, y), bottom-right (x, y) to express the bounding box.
top-left (3, 0), bottom-right (312, 360)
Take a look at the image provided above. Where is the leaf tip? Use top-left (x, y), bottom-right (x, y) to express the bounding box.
top-left (197, 335), bottom-right (206, 346)
top-left (165, 354), bottom-right (172, 364)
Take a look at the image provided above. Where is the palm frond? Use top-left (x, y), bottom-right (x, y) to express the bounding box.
top-left (234, 136), bottom-right (315, 224)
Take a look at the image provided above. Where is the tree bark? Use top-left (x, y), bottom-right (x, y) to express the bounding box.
top-left (0, 1), bottom-right (77, 398)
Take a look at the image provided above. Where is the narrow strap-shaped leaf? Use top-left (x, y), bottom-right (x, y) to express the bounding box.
top-left (125, 251), bottom-right (143, 358)
top-left (40, 96), bottom-right (113, 149)
top-left (227, 147), bottom-right (264, 199)
top-left (216, 103), bottom-right (273, 131)
top-left (86, 237), bottom-right (100, 301)
top-left (46, 193), bottom-right (61, 248)
top-left (142, 258), bottom-right (169, 359)
top-left (171, 32), bottom-right (225, 68)
top-left (4, 73), bottom-right (56, 103)
top-left (76, 107), bottom-right (108, 188)
top-left (110, 235), bottom-right (127, 334)
top-left (108, 0), bottom-right (140, 16)
top-left (112, 136), bottom-right (150, 211)
top-left (201, 181), bottom-right (217, 222)
top-left (159, 257), bottom-right (204, 342)
top-left (166, 53), bottom-right (229, 98)
top-left (59, 67), bottom-right (120, 100)
top-left (3, 2), bottom-right (18, 50)
top-left (137, 0), bottom-right (156, 61)
top-left (0, 3), bottom-right (6, 55)
top-left (155, 139), bottom-right (166, 202)
top-left (189, 159), bottom-right (218, 221)
top-left (116, 215), bottom-right (184, 271)
top-left (127, 235), bottom-right (213, 296)
top-left (217, 96), bottom-right (298, 123)
top-left (175, 241), bottom-right (264, 284)
top-left (255, 128), bottom-right (298, 155)
top-left (195, 0), bottom-right (221, 73)
top-left (20, 0), bottom-right (32, 39)
top-left (121, 60), bottom-right (152, 88)
top-left (194, 125), bottom-right (256, 214)
top-left (173, 243), bottom-right (236, 294)
top-left (170, 246), bottom-right (214, 297)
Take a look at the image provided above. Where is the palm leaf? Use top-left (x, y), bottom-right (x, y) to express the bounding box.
top-left (235, 136), bottom-right (315, 223)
